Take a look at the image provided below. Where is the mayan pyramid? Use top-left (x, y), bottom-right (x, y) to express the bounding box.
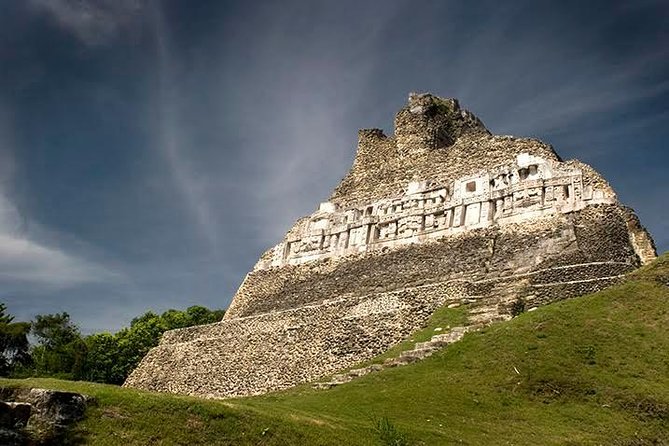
top-left (125, 93), bottom-right (656, 398)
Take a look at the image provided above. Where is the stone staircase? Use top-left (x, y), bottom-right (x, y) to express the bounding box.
top-left (313, 326), bottom-right (471, 390)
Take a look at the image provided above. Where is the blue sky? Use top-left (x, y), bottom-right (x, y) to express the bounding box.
top-left (0, 0), bottom-right (667, 333)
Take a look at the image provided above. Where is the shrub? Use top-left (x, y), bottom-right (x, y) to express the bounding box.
top-left (374, 417), bottom-right (409, 446)
top-left (510, 299), bottom-right (526, 317)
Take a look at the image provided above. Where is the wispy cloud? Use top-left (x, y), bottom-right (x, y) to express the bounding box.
top-left (28, 0), bottom-right (147, 45)
top-left (491, 53), bottom-right (669, 136)
top-left (216, 2), bottom-right (406, 246)
top-left (149, 3), bottom-right (221, 250)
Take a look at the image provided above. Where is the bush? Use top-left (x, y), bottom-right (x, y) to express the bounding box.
top-left (374, 417), bottom-right (409, 446)
top-left (510, 299), bottom-right (526, 317)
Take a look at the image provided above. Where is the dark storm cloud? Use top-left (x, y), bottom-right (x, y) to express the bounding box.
top-left (0, 0), bottom-right (666, 332)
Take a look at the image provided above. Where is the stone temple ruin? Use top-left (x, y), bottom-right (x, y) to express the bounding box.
top-left (125, 93), bottom-right (656, 398)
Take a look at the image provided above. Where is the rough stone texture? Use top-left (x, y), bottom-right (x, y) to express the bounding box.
top-left (125, 93), bottom-right (656, 399)
top-left (314, 326), bottom-right (472, 390)
top-left (0, 387), bottom-right (91, 445)
top-left (0, 402), bottom-right (31, 429)
top-left (26, 389), bottom-right (87, 429)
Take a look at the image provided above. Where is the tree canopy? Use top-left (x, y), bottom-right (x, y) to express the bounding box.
top-left (0, 303), bottom-right (30, 376)
top-left (84, 305), bottom-right (225, 384)
top-left (0, 303), bottom-right (225, 384)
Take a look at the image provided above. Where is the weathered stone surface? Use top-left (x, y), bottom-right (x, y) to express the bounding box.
top-left (125, 93), bottom-right (656, 399)
top-left (26, 389), bottom-right (87, 428)
top-left (9, 403), bottom-right (31, 428)
top-left (0, 388), bottom-right (90, 445)
top-left (0, 402), bottom-right (15, 428)
top-left (0, 427), bottom-right (23, 446)
top-left (0, 402), bottom-right (31, 428)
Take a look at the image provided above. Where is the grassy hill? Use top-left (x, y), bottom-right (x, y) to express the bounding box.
top-left (2, 254), bottom-right (668, 445)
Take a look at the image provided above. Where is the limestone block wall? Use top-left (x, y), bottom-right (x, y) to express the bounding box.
top-left (227, 204), bottom-right (640, 320)
top-left (125, 257), bottom-right (635, 399)
top-left (622, 206), bottom-right (658, 264)
top-left (125, 283), bottom-right (458, 398)
top-left (394, 94), bottom-right (489, 154)
top-left (228, 221), bottom-right (563, 319)
top-left (329, 95), bottom-right (615, 210)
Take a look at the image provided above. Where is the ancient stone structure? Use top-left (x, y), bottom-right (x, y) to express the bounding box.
top-left (125, 93), bottom-right (656, 399)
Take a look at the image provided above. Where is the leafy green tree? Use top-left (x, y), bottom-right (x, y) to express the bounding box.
top-left (114, 312), bottom-right (166, 380)
top-left (84, 333), bottom-right (124, 384)
top-left (185, 305), bottom-right (225, 325)
top-left (160, 309), bottom-right (191, 330)
top-left (0, 303), bottom-right (30, 376)
top-left (31, 312), bottom-right (86, 379)
top-left (23, 305), bottom-right (225, 384)
top-left (82, 306), bottom-right (225, 384)
top-left (32, 313), bottom-right (80, 349)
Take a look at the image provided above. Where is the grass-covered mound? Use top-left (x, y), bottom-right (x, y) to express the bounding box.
top-left (2, 254), bottom-right (668, 445)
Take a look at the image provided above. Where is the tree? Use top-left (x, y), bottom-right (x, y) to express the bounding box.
top-left (32, 313), bottom-right (80, 349)
top-left (21, 305), bottom-right (225, 384)
top-left (185, 305), bottom-right (225, 325)
top-left (84, 333), bottom-right (124, 384)
top-left (84, 306), bottom-right (226, 384)
top-left (160, 309), bottom-right (191, 330)
top-left (114, 311), bottom-right (166, 380)
top-left (31, 312), bottom-right (86, 379)
top-left (0, 303), bottom-right (30, 376)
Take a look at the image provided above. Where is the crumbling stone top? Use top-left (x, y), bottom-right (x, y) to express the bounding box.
top-left (327, 93), bottom-right (587, 208)
top-left (247, 93), bottom-right (642, 272)
top-left (395, 93), bottom-right (489, 155)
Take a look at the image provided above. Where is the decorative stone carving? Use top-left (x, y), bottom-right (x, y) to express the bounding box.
top-left (254, 153), bottom-right (615, 270)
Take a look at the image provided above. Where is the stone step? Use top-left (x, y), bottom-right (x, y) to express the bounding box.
top-left (330, 374), bottom-right (351, 384)
top-left (315, 326), bottom-right (473, 389)
top-left (384, 357), bottom-right (412, 367)
top-left (347, 368), bottom-right (370, 378)
top-left (426, 338), bottom-right (452, 348)
top-left (429, 334), bottom-right (457, 344)
top-left (430, 327), bottom-right (468, 342)
top-left (400, 355), bottom-right (423, 363)
top-left (399, 349), bottom-right (433, 360)
top-left (383, 357), bottom-right (397, 366)
top-left (413, 341), bottom-right (436, 350)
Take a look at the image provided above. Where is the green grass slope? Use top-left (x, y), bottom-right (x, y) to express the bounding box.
top-left (2, 254), bottom-right (668, 445)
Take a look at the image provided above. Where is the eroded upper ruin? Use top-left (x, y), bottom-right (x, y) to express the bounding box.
top-left (125, 93), bottom-right (656, 399)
